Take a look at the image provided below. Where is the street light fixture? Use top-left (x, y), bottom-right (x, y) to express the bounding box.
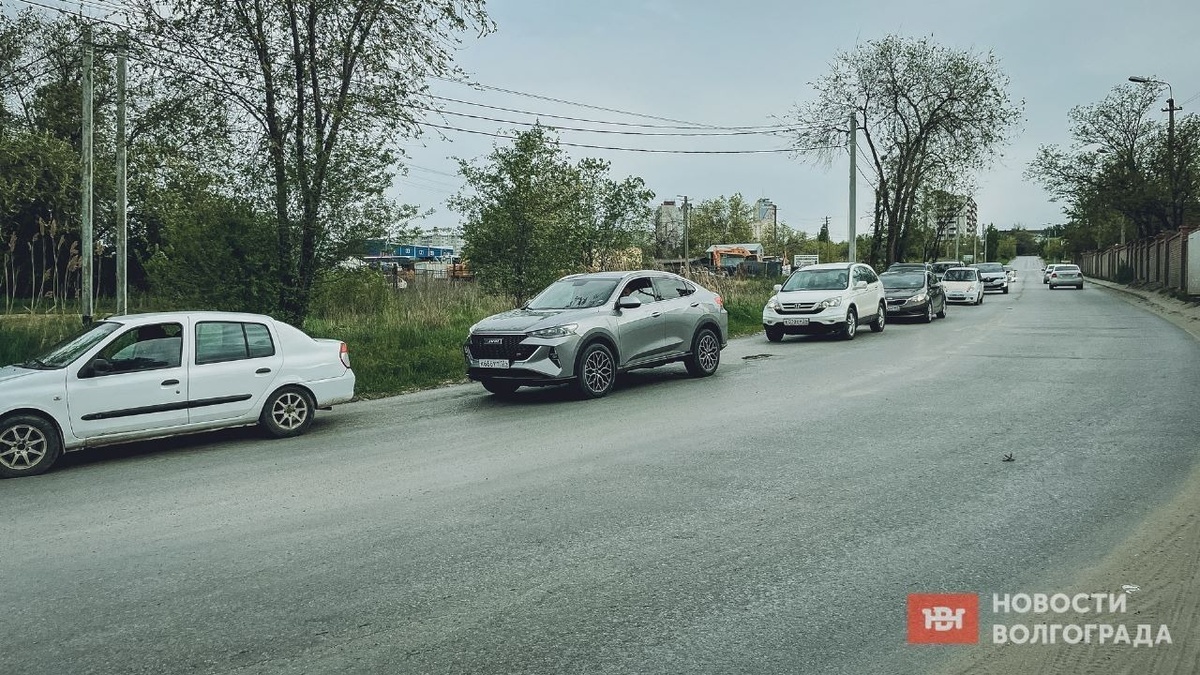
top-left (1128, 75), bottom-right (1183, 230)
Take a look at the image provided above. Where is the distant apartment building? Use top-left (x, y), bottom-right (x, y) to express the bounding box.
top-left (655, 200), bottom-right (685, 253)
top-left (753, 198), bottom-right (777, 241)
top-left (932, 195), bottom-right (978, 240)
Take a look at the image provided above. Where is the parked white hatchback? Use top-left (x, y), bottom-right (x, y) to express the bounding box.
top-left (0, 312), bottom-right (355, 478)
top-left (762, 262), bottom-right (887, 341)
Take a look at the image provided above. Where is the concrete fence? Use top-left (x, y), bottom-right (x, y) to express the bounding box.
top-left (1080, 228), bottom-right (1200, 296)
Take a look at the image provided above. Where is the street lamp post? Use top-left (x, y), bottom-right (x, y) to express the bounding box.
top-left (1129, 76), bottom-right (1183, 230)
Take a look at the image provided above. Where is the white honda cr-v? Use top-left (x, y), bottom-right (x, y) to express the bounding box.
top-left (762, 262), bottom-right (887, 342)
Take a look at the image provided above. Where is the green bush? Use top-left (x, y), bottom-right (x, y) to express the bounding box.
top-left (1115, 263), bottom-right (1135, 284)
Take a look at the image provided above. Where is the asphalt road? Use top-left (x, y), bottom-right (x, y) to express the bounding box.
top-left (3, 255), bottom-right (1198, 674)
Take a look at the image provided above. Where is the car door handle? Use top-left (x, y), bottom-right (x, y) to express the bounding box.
top-left (651, 312), bottom-right (662, 318)
top-left (690, 302), bottom-right (700, 307)
top-left (161, 379), bottom-right (180, 386)
top-left (255, 367), bottom-right (272, 374)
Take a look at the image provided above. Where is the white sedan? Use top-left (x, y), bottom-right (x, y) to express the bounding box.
top-left (0, 311), bottom-right (355, 478)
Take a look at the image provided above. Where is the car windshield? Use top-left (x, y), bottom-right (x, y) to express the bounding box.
top-left (880, 272), bottom-right (925, 290)
top-left (943, 269), bottom-right (977, 282)
top-left (781, 268), bottom-right (850, 291)
top-left (19, 321), bottom-right (121, 369)
top-left (526, 278), bottom-right (620, 310)
top-left (975, 263), bottom-right (1005, 272)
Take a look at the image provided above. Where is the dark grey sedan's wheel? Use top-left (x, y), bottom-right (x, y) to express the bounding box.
top-left (936, 301), bottom-right (947, 319)
top-left (840, 308), bottom-right (858, 341)
top-left (765, 325), bottom-right (784, 343)
top-left (260, 386), bottom-right (315, 438)
top-left (0, 414), bottom-right (62, 479)
top-left (923, 302), bottom-right (934, 323)
top-left (575, 342), bottom-right (616, 399)
top-left (685, 328), bottom-right (721, 377)
top-left (481, 379), bottom-right (520, 397)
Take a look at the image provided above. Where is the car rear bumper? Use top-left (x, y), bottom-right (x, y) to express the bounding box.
top-left (308, 369), bottom-right (356, 406)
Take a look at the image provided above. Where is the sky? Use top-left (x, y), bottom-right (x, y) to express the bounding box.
top-left (394, 0), bottom-right (1200, 242)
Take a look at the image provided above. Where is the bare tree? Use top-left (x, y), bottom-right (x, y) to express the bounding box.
top-left (785, 35), bottom-right (1022, 265)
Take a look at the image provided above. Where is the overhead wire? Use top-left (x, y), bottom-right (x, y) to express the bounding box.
top-left (17, 0), bottom-right (824, 154)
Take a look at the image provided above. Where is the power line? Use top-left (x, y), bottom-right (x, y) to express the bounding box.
top-left (427, 94), bottom-right (798, 131)
top-left (422, 122), bottom-right (826, 154)
top-left (419, 105), bottom-right (805, 137)
top-left (432, 76), bottom-right (723, 129)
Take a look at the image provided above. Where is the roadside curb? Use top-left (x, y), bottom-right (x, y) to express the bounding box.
top-left (1084, 276), bottom-right (1200, 344)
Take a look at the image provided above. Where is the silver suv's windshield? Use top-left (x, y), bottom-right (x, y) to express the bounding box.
top-left (880, 272), bottom-right (925, 290)
top-left (21, 321), bottom-right (121, 369)
top-left (527, 278), bottom-right (620, 310)
top-left (781, 268), bottom-right (850, 291)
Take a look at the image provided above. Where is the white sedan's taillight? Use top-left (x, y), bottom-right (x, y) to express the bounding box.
top-left (339, 342), bottom-right (351, 369)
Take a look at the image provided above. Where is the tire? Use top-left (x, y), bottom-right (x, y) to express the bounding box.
top-left (260, 386), bottom-right (315, 438)
top-left (0, 414), bottom-right (63, 478)
top-left (1077, 284), bottom-right (1083, 290)
top-left (685, 328), bottom-right (721, 377)
top-left (923, 302), bottom-right (934, 324)
top-left (1003, 286), bottom-right (1009, 294)
top-left (869, 303), bottom-right (886, 332)
top-left (481, 379), bottom-right (520, 397)
top-left (840, 308), bottom-right (858, 341)
top-left (765, 325), bottom-right (784, 343)
top-left (936, 301), bottom-right (947, 319)
top-left (575, 342), bottom-right (616, 399)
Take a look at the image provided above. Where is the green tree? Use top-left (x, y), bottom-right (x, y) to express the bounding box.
top-left (566, 158), bottom-right (654, 271)
top-left (686, 194), bottom-right (757, 256)
top-left (451, 126), bottom-right (576, 305)
top-left (817, 219), bottom-right (830, 243)
top-left (786, 35), bottom-right (1022, 267)
top-left (131, 0), bottom-right (493, 324)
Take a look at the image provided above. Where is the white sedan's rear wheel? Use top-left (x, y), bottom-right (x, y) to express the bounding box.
top-left (260, 386), bottom-right (315, 438)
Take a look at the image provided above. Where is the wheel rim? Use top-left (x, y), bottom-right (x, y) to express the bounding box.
top-left (927, 304), bottom-right (933, 321)
top-left (0, 424), bottom-right (48, 471)
top-left (877, 307), bottom-right (885, 329)
top-left (698, 333), bottom-right (719, 371)
top-left (846, 311), bottom-right (856, 337)
top-left (271, 392), bottom-right (309, 430)
top-left (583, 349), bottom-right (613, 393)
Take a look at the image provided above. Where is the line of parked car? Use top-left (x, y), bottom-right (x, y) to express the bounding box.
top-left (0, 258), bottom-right (1034, 478)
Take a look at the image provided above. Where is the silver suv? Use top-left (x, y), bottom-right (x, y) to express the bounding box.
top-left (464, 271), bottom-right (729, 399)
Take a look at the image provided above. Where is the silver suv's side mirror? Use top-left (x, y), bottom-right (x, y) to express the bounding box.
top-left (773, 284), bottom-right (783, 293)
top-left (617, 296), bottom-right (642, 309)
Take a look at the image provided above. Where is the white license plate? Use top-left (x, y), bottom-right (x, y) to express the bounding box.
top-left (478, 359), bottom-right (509, 369)
top-left (783, 318), bottom-right (809, 326)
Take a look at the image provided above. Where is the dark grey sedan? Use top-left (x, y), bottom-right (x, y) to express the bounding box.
top-left (880, 270), bottom-right (947, 323)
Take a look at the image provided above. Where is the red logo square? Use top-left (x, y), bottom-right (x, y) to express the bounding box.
top-left (907, 593), bottom-right (979, 644)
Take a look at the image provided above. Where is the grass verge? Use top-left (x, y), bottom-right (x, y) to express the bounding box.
top-left (0, 275), bottom-right (778, 398)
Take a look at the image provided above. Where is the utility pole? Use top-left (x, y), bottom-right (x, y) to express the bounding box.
top-left (681, 196), bottom-right (691, 276)
top-left (1165, 95), bottom-right (1182, 230)
top-left (847, 111), bottom-right (857, 263)
top-left (81, 24), bottom-right (94, 324)
top-left (116, 31), bottom-right (128, 315)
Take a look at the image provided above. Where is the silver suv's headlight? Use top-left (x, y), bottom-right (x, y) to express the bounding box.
top-left (818, 296), bottom-right (843, 309)
top-left (766, 296), bottom-right (780, 311)
top-left (528, 323), bottom-right (578, 339)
